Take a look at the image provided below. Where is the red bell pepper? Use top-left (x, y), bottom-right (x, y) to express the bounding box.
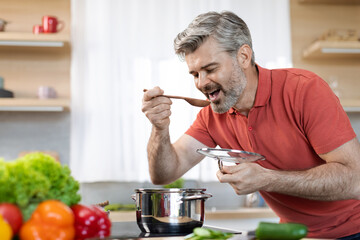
top-left (71, 204), bottom-right (111, 240)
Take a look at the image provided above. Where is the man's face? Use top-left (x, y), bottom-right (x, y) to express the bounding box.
top-left (185, 38), bottom-right (247, 114)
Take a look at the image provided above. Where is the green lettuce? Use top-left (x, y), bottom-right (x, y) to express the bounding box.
top-left (0, 153), bottom-right (81, 220)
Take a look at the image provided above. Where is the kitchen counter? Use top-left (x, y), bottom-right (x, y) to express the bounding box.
top-left (107, 221), bottom-right (244, 239)
top-left (106, 208), bottom-right (273, 239)
top-left (107, 211), bottom-right (330, 240)
top-left (103, 222), bottom-right (329, 240)
top-left (109, 208), bottom-right (277, 222)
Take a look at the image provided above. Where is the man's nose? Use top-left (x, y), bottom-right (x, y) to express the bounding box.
top-left (196, 72), bottom-right (210, 89)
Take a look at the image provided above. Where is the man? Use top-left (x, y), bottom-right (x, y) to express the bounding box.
top-left (141, 11), bottom-right (360, 239)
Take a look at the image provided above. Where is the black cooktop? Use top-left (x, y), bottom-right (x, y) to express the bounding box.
top-left (99, 221), bottom-right (242, 239)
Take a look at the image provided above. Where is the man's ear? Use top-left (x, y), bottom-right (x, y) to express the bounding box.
top-left (236, 44), bottom-right (252, 69)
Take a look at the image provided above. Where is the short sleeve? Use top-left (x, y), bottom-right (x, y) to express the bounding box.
top-left (185, 107), bottom-right (217, 148)
top-left (297, 75), bottom-right (356, 154)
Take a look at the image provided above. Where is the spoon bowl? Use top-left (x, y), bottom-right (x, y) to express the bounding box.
top-left (162, 94), bottom-right (210, 107)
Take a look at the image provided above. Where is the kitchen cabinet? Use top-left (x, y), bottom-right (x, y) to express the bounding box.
top-left (0, 0), bottom-right (70, 112)
top-left (290, 0), bottom-right (360, 112)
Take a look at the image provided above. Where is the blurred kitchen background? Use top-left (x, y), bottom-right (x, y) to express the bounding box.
top-left (0, 0), bottom-right (360, 230)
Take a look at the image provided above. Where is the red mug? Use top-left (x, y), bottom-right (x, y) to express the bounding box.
top-left (42, 16), bottom-right (64, 33)
top-left (33, 24), bottom-right (44, 34)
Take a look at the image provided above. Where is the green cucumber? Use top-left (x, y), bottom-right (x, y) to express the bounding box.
top-left (185, 227), bottom-right (234, 240)
top-left (193, 228), bottom-right (212, 237)
top-left (255, 222), bottom-right (308, 240)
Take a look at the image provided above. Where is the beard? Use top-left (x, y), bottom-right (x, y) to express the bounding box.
top-left (210, 62), bottom-right (247, 114)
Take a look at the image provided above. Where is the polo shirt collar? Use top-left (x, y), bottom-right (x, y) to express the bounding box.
top-left (253, 64), bottom-right (271, 107)
top-left (228, 64), bottom-right (271, 114)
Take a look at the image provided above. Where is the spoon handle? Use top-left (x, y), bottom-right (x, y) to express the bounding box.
top-left (143, 89), bottom-right (195, 100)
top-left (143, 89), bottom-right (210, 107)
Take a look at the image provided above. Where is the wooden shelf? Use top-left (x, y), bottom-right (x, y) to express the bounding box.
top-left (0, 98), bottom-right (70, 111)
top-left (299, 0), bottom-right (360, 4)
top-left (0, 32), bottom-right (69, 47)
top-left (303, 40), bottom-right (360, 59)
top-left (0, 0), bottom-right (72, 113)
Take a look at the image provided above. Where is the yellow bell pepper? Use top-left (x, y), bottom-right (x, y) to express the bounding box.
top-left (0, 214), bottom-right (12, 240)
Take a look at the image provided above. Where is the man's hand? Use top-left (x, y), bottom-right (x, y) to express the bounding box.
top-left (216, 163), bottom-right (272, 195)
top-left (216, 138), bottom-right (360, 201)
top-left (142, 86), bottom-right (172, 130)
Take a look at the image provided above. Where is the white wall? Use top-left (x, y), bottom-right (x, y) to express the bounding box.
top-left (0, 112), bottom-right (70, 163)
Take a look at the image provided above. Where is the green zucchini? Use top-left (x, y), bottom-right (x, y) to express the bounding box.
top-left (255, 222), bottom-right (308, 240)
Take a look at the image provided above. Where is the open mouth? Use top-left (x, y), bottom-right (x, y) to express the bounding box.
top-left (208, 89), bottom-right (220, 102)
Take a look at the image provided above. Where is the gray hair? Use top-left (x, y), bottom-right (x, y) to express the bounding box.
top-left (174, 11), bottom-right (255, 65)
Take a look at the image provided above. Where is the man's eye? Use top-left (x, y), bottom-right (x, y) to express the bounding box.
top-left (207, 68), bottom-right (216, 73)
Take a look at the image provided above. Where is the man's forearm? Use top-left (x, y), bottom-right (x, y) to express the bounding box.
top-left (265, 162), bottom-right (360, 201)
top-left (147, 126), bottom-right (179, 185)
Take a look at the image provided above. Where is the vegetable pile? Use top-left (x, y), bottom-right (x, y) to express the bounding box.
top-left (0, 153), bottom-right (81, 220)
top-left (0, 153), bottom-right (112, 240)
top-left (16, 200), bottom-right (111, 240)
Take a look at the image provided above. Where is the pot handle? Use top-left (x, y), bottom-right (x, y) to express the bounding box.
top-left (180, 193), bottom-right (212, 201)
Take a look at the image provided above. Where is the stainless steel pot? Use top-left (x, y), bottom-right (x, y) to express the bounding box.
top-left (132, 188), bottom-right (212, 234)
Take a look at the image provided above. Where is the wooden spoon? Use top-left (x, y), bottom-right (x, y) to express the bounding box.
top-left (143, 89), bottom-right (210, 107)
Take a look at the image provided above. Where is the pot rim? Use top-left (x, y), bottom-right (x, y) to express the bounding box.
top-left (134, 188), bottom-right (206, 193)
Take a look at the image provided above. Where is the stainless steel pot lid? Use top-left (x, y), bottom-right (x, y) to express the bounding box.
top-left (197, 148), bottom-right (265, 163)
top-left (135, 188), bottom-right (206, 193)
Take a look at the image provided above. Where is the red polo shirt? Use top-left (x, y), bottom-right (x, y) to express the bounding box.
top-left (185, 65), bottom-right (359, 238)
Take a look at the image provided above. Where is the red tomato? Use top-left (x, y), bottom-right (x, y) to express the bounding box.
top-left (0, 203), bottom-right (23, 235)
